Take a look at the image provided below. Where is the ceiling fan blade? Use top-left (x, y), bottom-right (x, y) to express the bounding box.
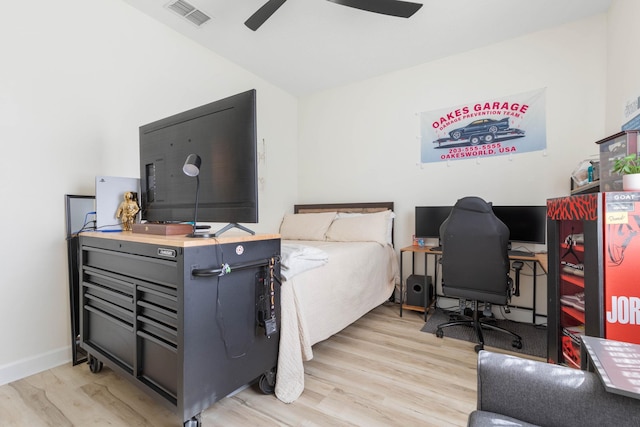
top-left (245, 0), bottom-right (288, 31)
top-left (327, 0), bottom-right (423, 18)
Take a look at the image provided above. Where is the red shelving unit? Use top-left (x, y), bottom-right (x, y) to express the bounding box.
top-left (547, 191), bottom-right (640, 368)
top-left (547, 193), bottom-right (602, 368)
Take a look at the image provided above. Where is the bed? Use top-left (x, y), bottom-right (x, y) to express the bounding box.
top-left (274, 202), bottom-right (399, 403)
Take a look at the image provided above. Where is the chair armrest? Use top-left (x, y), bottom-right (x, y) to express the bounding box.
top-left (476, 351), bottom-right (640, 427)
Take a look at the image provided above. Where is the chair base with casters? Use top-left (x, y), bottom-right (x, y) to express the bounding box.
top-left (434, 301), bottom-right (523, 353)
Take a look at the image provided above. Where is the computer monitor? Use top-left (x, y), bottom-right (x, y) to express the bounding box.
top-left (415, 204), bottom-right (547, 245)
top-left (415, 206), bottom-right (453, 238)
top-left (492, 205), bottom-right (547, 245)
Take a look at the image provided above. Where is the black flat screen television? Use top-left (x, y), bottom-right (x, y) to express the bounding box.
top-left (139, 89), bottom-right (258, 231)
top-left (415, 204), bottom-right (547, 245)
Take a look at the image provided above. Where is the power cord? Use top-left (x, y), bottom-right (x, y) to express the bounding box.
top-left (73, 211), bottom-right (97, 234)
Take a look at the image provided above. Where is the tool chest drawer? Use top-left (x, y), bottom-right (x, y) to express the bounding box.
top-left (82, 245), bottom-right (178, 287)
top-left (83, 305), bottom-right (134, 371)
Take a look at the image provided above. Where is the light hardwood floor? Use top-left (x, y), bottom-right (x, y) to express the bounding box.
top-left (0, 303), bottom-right (541, 426)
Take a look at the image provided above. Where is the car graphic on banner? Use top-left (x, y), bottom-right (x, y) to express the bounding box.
top-left (434, 117), bottom-right (525, 147)
top-left (448, 118), bottom-right (511, 140)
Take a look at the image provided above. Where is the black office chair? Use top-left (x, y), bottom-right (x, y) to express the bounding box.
top-left (434, 196), bottom-right (523, 353)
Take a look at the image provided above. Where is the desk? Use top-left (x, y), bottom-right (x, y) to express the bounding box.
top-left (399, 245), bottom-right (547, 323)
top-left (581, 336), bottom-right (640, 400)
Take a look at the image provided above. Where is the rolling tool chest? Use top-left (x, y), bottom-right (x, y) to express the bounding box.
top-left (79, 232), bottom-right (280, 426)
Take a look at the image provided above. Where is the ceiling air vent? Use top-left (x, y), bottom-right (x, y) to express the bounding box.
top-left (165, 0), bottom-right (211, 27)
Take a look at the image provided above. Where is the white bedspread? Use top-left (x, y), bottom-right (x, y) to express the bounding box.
top-left (275, 240), bottom-right (398, 403)
top-left (280, 243), bottom-right (328, 280)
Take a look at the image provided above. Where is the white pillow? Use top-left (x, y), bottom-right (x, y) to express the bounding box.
top-left (326, 210), bottom-right (394, 245)
top-left (279, 212), bottom-right (337, 240)
top-left (335, 210), bottom-right (396, 245)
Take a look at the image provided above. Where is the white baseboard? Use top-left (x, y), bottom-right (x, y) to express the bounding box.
top-left (0, 346), bottom-right (71, 386)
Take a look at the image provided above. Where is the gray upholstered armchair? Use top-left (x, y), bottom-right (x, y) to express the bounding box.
top-left (469, 351), bottom-right (640, 427)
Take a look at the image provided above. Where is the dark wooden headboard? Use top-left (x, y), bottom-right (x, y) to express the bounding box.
top-left (294, 202), bottom-right (394, 214)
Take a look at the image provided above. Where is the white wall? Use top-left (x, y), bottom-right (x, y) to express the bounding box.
top-left (297, 15), bottom-right (609, 322)
top-left (605, 0), bottom-right (640, 131)
top-left (298, 15), bottom-right (608, 248)
top-left (0, 0), bottom-right (298, 384)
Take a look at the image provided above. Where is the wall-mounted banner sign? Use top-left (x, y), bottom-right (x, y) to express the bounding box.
top-left (622, 93), bottom-right (640, 131)
top-left (420, 88), bottom-right (547, 164)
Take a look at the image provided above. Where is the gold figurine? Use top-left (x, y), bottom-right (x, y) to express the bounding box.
top-left (116, 191), bottom-right (140, 231)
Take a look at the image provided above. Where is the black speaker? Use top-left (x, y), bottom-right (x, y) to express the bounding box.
top-left (406, 274), bottom-right (432, 307)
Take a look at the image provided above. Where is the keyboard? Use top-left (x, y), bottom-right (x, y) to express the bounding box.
top-left (430, 246), bottom-right (442, 251)
top-left (508, 249), bottom-right (535, 257)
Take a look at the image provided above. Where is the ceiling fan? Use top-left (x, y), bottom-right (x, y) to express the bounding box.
top-left (245, 0), bottom-right (423, 31)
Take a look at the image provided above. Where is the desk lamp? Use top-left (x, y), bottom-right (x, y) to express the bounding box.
top-left (183, 154), bottom-right (212, 238)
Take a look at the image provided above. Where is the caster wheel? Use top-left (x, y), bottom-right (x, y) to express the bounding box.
top-left (88, 356), bottom-right (103, 374)
top-left (512, 339), bottom-right (523, 349)
top-left (257, 368), bottom-right (276, 395)
top-left (474, 344), bottom-right (484, 353)
top-left (258, 374), bottom-right (275, 395)
top-left (435, 328), bottom-right (444, 338)
top-left (184, 413), bottom-right (201, 427)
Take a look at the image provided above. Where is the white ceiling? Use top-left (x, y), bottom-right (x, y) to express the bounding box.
top-left (122, 0), bottom-right (612, 96)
